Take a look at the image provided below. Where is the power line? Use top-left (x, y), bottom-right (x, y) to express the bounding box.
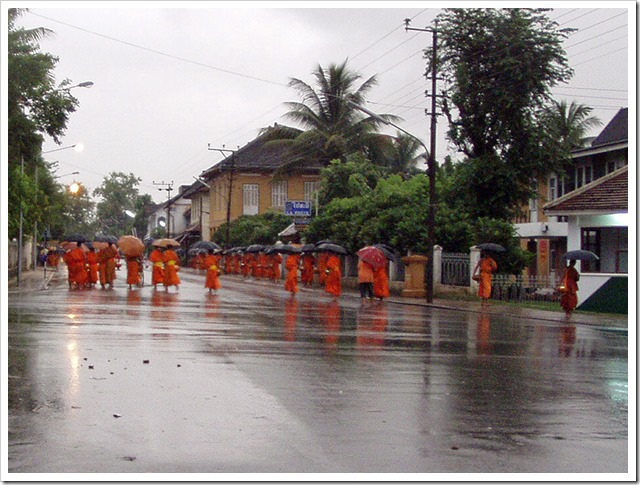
top-left (28, 10), bottom-right (288, 88)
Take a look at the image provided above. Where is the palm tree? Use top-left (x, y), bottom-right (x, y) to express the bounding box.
top-left (261, 59), bottom-right (400, 171)
top-left (544, 100), bottom-right (602, 150)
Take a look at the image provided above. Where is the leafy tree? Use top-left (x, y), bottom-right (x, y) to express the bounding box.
top-left (93, 172), bottom-right (151, 237)
top-left (426, 8), bottom-right (575, 219)
top-left (261, 59), bottom-right (400, 173)
top-left (59, 182), bottom-right (96, 238)
top-left (317, 152), bottom-right (386, 206)
top-left (211, 211), bottom-right (292, 248)
top-left (542, 100), bottom-right (602, 153)
top-left (8, 8), bottom-right (84, 240)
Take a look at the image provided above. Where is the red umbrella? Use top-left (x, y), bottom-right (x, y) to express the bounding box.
top-left (357, 246), bottom-right (389, 269)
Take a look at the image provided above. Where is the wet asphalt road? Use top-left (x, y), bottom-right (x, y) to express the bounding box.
top-left (6, 268), bottom-right (629, 476)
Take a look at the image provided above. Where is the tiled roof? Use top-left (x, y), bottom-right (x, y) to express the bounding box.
top-left (544, 165), bottom-right (628, 215)
top-left (201, 126), bottom-right (323, 178)
top-left (592, 107), bottom-right (628, 146)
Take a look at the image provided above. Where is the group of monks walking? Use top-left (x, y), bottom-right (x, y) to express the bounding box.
top-left (59, 238), bottom-right (391, 301)
top-left (62, 242), bottom-right (119, 290)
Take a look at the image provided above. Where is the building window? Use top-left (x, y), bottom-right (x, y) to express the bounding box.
top-left (271, 180), bottom-right (288, 209)
top-left (549, 177), bottom-right (557, 200)
top-left (304, 181), bottom-right (320, 202)
top-left (575, 164), bottom-right (593, 188)
top-left (580, 228), bottom-right (600, 272)
top-left (243, 184), bottom-right (259, 215)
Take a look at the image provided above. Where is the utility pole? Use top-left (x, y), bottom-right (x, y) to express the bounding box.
top-left (154, 180), bottom-right (174, 237)
top-left (208, 144), bottom-right (238, 248)
top-left (405, 18), bottom-right (439, 303)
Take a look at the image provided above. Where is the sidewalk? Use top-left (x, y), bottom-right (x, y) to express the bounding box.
top-left (9, 267), bottom-right (628, 330)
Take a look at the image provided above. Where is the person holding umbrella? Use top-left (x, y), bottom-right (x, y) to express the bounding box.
top-left (204, 248), bottom-right (222, 294)
top-left (98, 242), bottom-right (118, 289)
top-left (559, 260), bottom-right (580, 317)
top-left (323, 249), bottom-right (344, 299)
top-left (357, 259), bottom-right (375, 301)
top-left (149, 244), bottom-right (165, 290)
top-left (472, 250), bottom-right (498, 306)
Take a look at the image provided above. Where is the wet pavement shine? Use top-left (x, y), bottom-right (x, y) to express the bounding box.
top-left (5, 267), bottom-right (631, 478)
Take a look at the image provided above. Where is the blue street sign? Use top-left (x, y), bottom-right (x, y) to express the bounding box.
top-left (285, 200), bottom-right (312, 217)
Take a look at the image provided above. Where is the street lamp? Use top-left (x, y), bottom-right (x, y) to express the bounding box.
top-left (348, 100), bottom-right (438, 303)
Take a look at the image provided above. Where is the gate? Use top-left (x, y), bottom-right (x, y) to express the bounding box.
top-left (441, 252), bottom-right (470, 287)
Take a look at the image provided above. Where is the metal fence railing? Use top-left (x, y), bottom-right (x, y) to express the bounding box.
top-left (491, 274), bottom-right (561, 303)
top-left (441, 252), bottom-right (470, 287)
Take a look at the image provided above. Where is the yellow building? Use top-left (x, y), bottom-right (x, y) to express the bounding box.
top-left (200, 129), bottom-right (322, 242)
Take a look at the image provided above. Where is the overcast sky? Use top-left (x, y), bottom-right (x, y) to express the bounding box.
top-left (5, 1), bottom-right (632, 204)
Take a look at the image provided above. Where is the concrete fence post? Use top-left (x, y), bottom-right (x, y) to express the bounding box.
top-left (469, 246), bottom-right (481, 294)
top-left (433, 245), bottom-right (442, 291)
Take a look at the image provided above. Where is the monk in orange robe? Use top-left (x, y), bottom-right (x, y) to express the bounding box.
top-left (86, 248), bottom-right (100, 287)
top-left (126, 255), bottom-right (142, 289)
top-left (204, 250), bottom-right (222, 293)
top-left (284, 253), bottom-right (300, 295)
top-left (317, 252), bottom-right (329, 286)
top-left (149, 247), bottom-right (165, 289)
top-left (67, 245), bottom-right (88, 289)
top-left (270, 252), bottom-right (283, 282)
top-left (560, 260), bottom-right (580, 316)
top-left (301, 253), bottom-right (316, 287)
top-left (98, 243), bottom-right (118, 289)
top-left (162, 247), bottom-right (181, 290)
top-left (473, 252), bottom-right (497, 306)
top-left (324, 252), bottom-right (342, 298)
top-left (373, 264), bottom-right (390, 301)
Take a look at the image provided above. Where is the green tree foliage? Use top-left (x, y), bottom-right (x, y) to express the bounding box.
top-left (262, 59), bottom-right (401, 173)
top-left (93, 172), bottom-right (151, 237)
top-left (211, 211), bottom-right (292, 248)
top-left (59, 182), bottom-right (96, 238)
top-left (427, 8), bottom-right (575, 219)
top-left (7, 8), bottom-right (82, 240)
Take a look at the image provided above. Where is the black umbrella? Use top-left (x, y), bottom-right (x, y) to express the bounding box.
top-left (374, 243), bottom-right (398, 262)
top-left (276, 244), bottom-right (302, 255)
top-left (64, 233), bottom-right (88, 243)
top-left (316, 243), bottom-right (349, 255)
top-left (192, 241), bottom-right (221, 251)
top-left (562, 249), bottom-right (599, 262)
top-left (94, 234), bottom-right (118, 244)
top-left (301, 244), bottom-right (317, 253)
top-left (476, 243), bottom-right (506, 253)
top-left (245, 244), bottom-right (265, 253)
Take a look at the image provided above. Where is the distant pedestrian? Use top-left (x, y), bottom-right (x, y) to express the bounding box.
top-left (301, 252), bottom-right (316, 287)
top-left (284, 253), bottom-right (301, 296)
top-left (98, 242), bottom-right (118, 289)
top-left (162, 246), bottom-right (181, 291)
top-left (204, 249), bottom-right (222, 294)
top-left (560, 260), bottom-right (580, 317)
top-left (126, 255), bottom-right (143, 290)
top-left (473, 251), bottom-right (497, 306)
top-left (324, 251), bottom-right (342, 299)
top-left (357, 260), bottom-right (374, 301)
top-left (149, 246), bottom-right (165, 290)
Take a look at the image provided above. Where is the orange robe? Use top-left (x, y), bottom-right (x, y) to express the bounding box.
top-left (86, 251), bottom-right (99, 285)
top-left (205, 254), bottom-right (222, 290)
top-left (149, 249), bottom-right (165, 286)
top-left (560, 266), bottom-right (580, 313)
top-left (163, 249), bottom-right (181, 287)
top-left (284, 254), bottom-right (300, 294)
top-left (373, 266), bottom-right (390, 299)
top-left (67, 247), bottom-right (88, 287)
top-left (317, 253), bottom-right (329, 286)
top-left (126, 256), bottom-right (142, 286)
top-left (270, 253), bottom-right (283, 281)
top-left (301, 254), bottom-right (316, 286)
top-left (324, 254), bottom-right (342, 297)
top-left (98, 245), bottom-right (118, 287)
top-left (478, 256), bottom-right (497, 300)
